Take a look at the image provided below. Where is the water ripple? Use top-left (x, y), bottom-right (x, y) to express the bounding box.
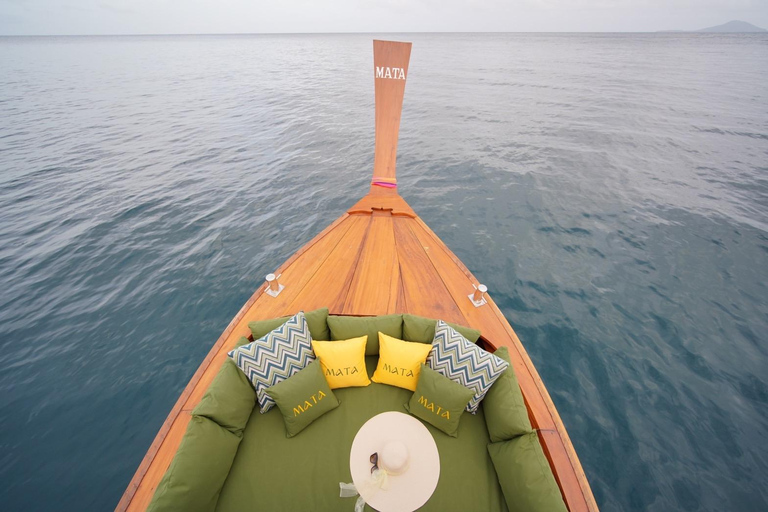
top-left (0, 33), bottom-right (767, 511)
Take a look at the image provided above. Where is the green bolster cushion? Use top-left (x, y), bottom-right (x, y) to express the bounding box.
top-left (327, 314), bottom-right (403, 356)
top-left (192, 356), bottom-right (257, 434)
top-left (402, 314), bottom-right (481, 344)
top-left (487, 432), bottom-right (568, 512)
top-left (248, 307), bottom-right (330, 341)
top-left (483, 346), bottom-right (532, 442)
top-left (147, 416), bottom-right (243, 512)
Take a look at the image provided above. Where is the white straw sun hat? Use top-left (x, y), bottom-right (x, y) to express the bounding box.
top-left (349, 411), bottom-right (440, 512)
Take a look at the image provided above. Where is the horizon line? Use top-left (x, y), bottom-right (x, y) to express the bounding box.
top-left (2, 30), bottom-right (765, 37)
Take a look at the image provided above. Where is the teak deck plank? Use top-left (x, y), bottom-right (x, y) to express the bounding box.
top-left (287, 214), bottom-right (372, 313)
top-left (392, 216), bottom-right (467, 323)
top-left (342, 212), bottom-right (399, 315)
top-left (248, 214), bottom-right (355, 316)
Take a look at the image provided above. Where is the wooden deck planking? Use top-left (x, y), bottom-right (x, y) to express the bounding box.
top-left (287, 214), bottom-right (372, 314)
top-left (385, 248), bottom-right (402, 315)
top-left (391, 216), bottom-right (468, 323)
top-left (246, 214), bottom-right (356, 317)
top-left (342, 211), bottom-right (400, 315)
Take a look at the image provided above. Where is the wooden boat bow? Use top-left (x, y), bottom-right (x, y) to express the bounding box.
top-left (117, 40), bottom-right (598, 512)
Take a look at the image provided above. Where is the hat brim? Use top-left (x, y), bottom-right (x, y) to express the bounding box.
top-left (350, 412), bottom-right (440, 512)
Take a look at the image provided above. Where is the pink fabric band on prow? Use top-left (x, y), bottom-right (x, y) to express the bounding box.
top-left (372, 177), bottom-right (397, 188)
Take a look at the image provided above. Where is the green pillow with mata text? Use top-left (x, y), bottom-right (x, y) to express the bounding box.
top-left (265, 360), bottom-right (340, 437)
top-left (405, 364), bottom-right (475, 437)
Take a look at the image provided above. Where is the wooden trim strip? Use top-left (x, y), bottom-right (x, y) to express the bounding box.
top-left (116, 213), bottom-right (353, 511)
top-left (410, 217), bottom-right (598, 511)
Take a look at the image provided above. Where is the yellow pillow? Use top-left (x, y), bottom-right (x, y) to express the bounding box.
top-left (372, 332), bottom-right (432, 391)
top-left (311, 336), bottom-right (371, 389)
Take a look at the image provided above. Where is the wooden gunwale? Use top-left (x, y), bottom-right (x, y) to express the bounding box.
top-left (115, 213), bottom-right (351, 512)
top-left (117, 40), bottom-right (598, 512)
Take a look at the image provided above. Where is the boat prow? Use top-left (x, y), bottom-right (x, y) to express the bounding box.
top-left (118, 40), bottom-right (598, 512)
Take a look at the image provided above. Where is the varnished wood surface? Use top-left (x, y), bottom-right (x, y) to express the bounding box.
top-left (117, 193), bottom-right (598, 512)
top-left (117, 40), bottom-right (597, 512)
top-left (372, 40), bottom-right (411, 183)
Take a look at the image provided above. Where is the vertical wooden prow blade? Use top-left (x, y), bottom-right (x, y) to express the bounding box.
top-left (372, 40), bottom-right (412, 190)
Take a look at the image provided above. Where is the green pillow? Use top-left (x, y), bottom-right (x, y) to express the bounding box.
top-left (192, 358), bottom-right (257, 434)
top-left (327, 314), bottom-right (403, 355)
top-left (487, 432), bottom-right (568, 512)
top-left (147, 416), bottom-right (242, 512)
top-left (483, 346), bottom-right (533, 442)
top-left (404, 364), bottom-right (474, 437)
top-left (402, 314), bottom-right (481, 344)
top-left (248, 307), bottom-right (330, 341)
top-left (265, 360), bottom-right (340, 437)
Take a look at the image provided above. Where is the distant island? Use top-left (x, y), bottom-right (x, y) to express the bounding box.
top-left (659, 20), bottom-right (766, 33)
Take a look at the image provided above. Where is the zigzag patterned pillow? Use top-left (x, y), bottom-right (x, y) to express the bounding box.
top-left (427, 320), bottom-right (509, 414)
top-left (228, 311), bottom-right (315, 413)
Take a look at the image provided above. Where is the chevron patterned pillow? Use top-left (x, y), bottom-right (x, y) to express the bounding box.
top-left (228, 311), bottom-right (315, 413)
top-left (427, 320), bottom-right (509, 414)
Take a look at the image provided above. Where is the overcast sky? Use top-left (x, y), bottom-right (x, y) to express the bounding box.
top-left (1, 0), bottom-right (767, 35)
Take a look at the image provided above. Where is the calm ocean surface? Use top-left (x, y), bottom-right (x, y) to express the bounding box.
top-left (1, 33), bottom-right (767, 511)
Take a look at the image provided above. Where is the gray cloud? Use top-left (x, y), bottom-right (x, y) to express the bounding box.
top-left (0, 0), bottom-right (766, 35)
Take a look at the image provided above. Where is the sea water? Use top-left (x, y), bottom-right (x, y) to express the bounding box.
top-left (0, 33), bottom-right (766, 510)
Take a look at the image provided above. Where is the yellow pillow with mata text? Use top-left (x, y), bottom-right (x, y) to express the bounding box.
top-left (372, 332), bottom-right (432, 391)
top-left (311, 336), bottom-right (371, 389)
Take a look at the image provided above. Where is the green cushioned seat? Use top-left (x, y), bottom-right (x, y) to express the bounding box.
top-left (147, 416), bottom-right (242, 512)
top-left (327, 314), bottom-right (403, 355)
top-left (193, 357), bottom-right (257, 434)
top-left (402, 314), bottom-right (481, 344)
top-left (150, 315), bottom-right (565, 512)
top-left (248, 307), bottom-right (330, 341)
top-left (483, 346), bottom-right (532, 442)
top-left (487, 432), bottom-right (568, 512)
top-left (215, 357), bottom-right (508, 512)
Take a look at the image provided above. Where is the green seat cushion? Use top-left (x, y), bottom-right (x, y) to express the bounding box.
top-left (147, 416), bottom-right (242, 512)
top-left (402, 314), bottom-right (481, 344)
top-left (193, 357), bottom-right (257, 434)
top-left (248, 307), bottom-right (330, 341)
top-left (215, 357), bottom-right (507, 512)
top-left (483, 346), bottom-right (533, 442)
top-left (265, 360), bottom-right (340, 437)
top-left (327, 314), bottom-right (403, 355)
top-left (487, 432), bottom-right (568, 512)
top-left (405, 364), bottom-right (474, 437)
